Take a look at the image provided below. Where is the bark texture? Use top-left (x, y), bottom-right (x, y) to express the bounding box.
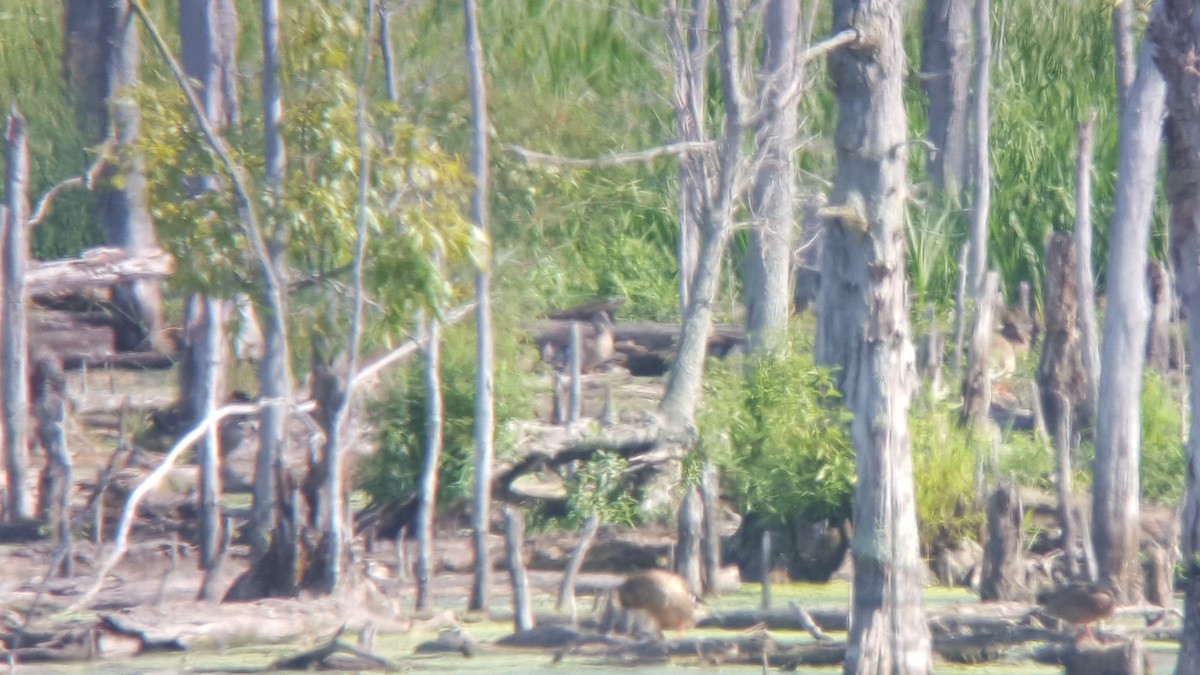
top-left (979, 482), bottom-right (1028, 601)
top-left (1154, 3), bottom-right (1200, 671)
top-left (745, 0), bottom-right (799, 353)
top-left (1095, 28), bottom-right (1166, 605)
top-left (817, 0), bottom-right (933, 671)
top-left (2, 110), bottom-right (31, 522)
top-left (415, 316), bottom-right (443, 610)
top-left (967, 0), bottom-right (991, 296)
top-left (1074, 115), bottom-right (1101, 420)
top-left (1036, 233), bottom-right (1086, 455)
top-left (921, 0), bottom-right (972, 194)
top-left (670, 0), bottom-right (709, 310)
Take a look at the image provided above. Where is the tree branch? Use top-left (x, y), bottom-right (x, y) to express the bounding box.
top-left (27, 139), bottom-right (112, 228)
top-left (504, 140), bottom-right (714, 169)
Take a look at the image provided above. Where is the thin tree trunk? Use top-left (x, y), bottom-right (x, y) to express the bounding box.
top-left (675, 484), bottom-right (703, 596)
top-left (819, 0), bottom-right (932, 671)
top-left (760, 530), bottom-right (772, 609)
top-left (32, 352), bottom-right (72, 578)
top-left (252, 0), bottom-right (293, 565)
top-left (504, 507), bottom-right (534, 632)
top-left (745, 0), bottom-right (798, 353)
top-left (195, 296), bottom-right (227, 600)
top-left (556, 511), bottom-right (600, 623)
top-left (1054, 393), bottom-right (1079, 579)
top-left (952, 242), bottom-right (970, 377)
top-left (670, 0), bottom-right (709, 310)
top-left (415, 315), bottom-right (443, 611)
top-left (2, 110), bottom-right (31, 523)
top-left (1155, 3), bottom-right (1200, 670)
top-left (967, 0), bottom-right (991, 296)
top-left (921, 0), bottom-right (973, 195)
top-left (567, 321), bottom-right (582, 422)
top-left (464, 0), bottom-right (496, 612)
top-left (961, 271), bottom-right (997, 431)
top-left (1114, 0), bottom-right (1136, 109)
top-left (1095, 27), bottom-right (1165, 606)
top-left (1074, 113), bottom-right (1101, 423)
top-left (699, 460), bottom-right (721, 596)
top-left (1146, 259), bottom-right (1173, 374)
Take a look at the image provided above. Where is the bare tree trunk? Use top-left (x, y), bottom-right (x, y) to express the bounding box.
top-left (960, 271), bottom-right (997, 430)
top-left (31, 352), bottom-right (72, 577)
top-left (745, 0), bottom-right (798, 353)
top-left (567, 321), bottom-right (582, 422)
top-left (415, 315), bottom-right (443, 611)
top-left (671, 0), bottom-right (709, 310)
top-left (699, 460), bottom-right (721, 596)
top-left (952, 242), bottom-right (969, 377)
top-left (819, 0), bottom-right (932, 671)
top-left (557, 511), bottom-right (599, 623)
top-left (921, 0), bottom-right (972, 195)
top-left (1053, 393), bottom-right (1079, 579)
top-left (1155, 4), bottom-right (1200, 670)
top-left (2, 110), bottom-right (32, 524)
top-left (504, 507), bottom-right (534, 632)
top-left (967, 0), bottom-right (991, 296)
top-left (464, 0), bottom-right (496, 612)
top-left (194, 296), bottom-right (228, 600)
top-left (675, 483), bottom-right (703, 596)
top-left (658, 0), bottom-right (743, 431)
top-left (252, 0), bottom-right (294, 564)
top-left (1146, 259), bottom-right (1173, 374)
top-left (979, 482), bottom-right (1028, 601)
top-left (760, 530), bottom-right (772, 609)
top-left (1114, 0), bottom-right (1136, 109)
top-left (1074, 114), bottom-right (1101, 422)
top-left (63, 0), bottom-right (163, 351)
top-left (1037, 233), bottom-right (1087, 459)
top-left (1095, 27), bottom-right (1165, 605)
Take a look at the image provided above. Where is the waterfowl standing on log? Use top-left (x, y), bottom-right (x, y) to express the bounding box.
top-left (1037, 580), bottom-right (1117, 641)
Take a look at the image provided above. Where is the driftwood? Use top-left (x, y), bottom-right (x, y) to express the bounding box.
top-left (269, 626), bottom-right (398, 671)
top-left (26, 247), bottom-right (174, 297)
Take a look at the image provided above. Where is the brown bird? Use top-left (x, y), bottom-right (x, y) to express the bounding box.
top-left (1038, 580), bottom-right (1117, 641)
top-left (616, 569), bottom-right (703, 639)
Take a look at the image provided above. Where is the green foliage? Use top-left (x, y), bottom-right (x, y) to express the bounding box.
top-left (698, 332), bottom-right (855, 526)
top-left (558, 451), bottom-right (642, 528)
top-left (1139, 371), bottom-right (1185, 505)
top-left (909, 397), bottom-right (986, 551)
top-left (359, 321), bottom-right (531, 507)
top-left (999, 428), bottom-right (1056, 492)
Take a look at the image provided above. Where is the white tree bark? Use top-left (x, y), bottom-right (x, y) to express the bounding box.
top-left (967, 0), bottom-right (991, 296)
top-left (464, 0), bottom-right (496, 612)
top-left (1114, 0), bottom-right (1136, 109)
top-left (1154, 3), bottom-right (1200, 670)
top-left (670, 0), bottom-right (709, 310)
top-left (818, 0), bottom-right (932, 671)
top-left (1094, 23), bottom-right (1165, 605)
top-left (2, 111), bottom-right (32, 522)
top-left (744, 0), bottom-right (799, 354)
top-left (415, 315), bottom-right (443, 610)
top-left (1074, 114), bottom-right (1101, 422)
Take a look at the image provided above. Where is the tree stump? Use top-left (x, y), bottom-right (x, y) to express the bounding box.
top-left (1061, 637), bottom-right (1146, 675)
top-left (980, 482), bottom-right (1030, 601)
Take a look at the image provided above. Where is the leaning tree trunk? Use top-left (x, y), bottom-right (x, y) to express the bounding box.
top-left (464, 0), bottom-right (496, 613)
top-left (2, 110), bottom-right (31, 523)
top-left (921, 0), bottom-right (972, 195)
top-left (1095, 25), bottom-right (1166, 605)
top-left (64, 0), bottom-right (163, 351)
top-left (817, 1), bottom-right (932, 672)
top-left (31, 351), bottom-right (72, 577)
top-left (1155, 3), bottom-right (1200, 671)
top-left (744, 0), bottom-right (798, 354)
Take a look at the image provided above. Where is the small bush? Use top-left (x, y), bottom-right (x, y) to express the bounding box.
top-left (358, 321), bottom-right (530, 507)
top-left (698, 332), bottom-right (855, 526)
top-left (1139, 371), bottom-right (1185, 505)
top-left (909, 397), bottom-right (986, 552)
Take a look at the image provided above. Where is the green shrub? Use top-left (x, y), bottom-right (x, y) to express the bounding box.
top-left (910, 397), bottom-right (986, 551)
top-left (358, 321), bottom-right (531, 507)
top-left (1139, 371), bottom-right (1185, 505)
top-left (698, 332), bottom-right (855, 526)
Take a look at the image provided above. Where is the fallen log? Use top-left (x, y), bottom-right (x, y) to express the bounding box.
top-left (27, 247), bottom-right (174, 297)
top-left (270, 626), bottom-right (398, 671)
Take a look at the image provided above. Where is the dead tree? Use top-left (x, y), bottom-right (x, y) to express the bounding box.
top-left (1154, 2), bottom-right (1200, 670)
top-left (1096, 20), bottom-right (1165, 605)
top-left (979, 482), bottom-right (1029, 601)
top-left (1037, 234), bottom-right (1087, 454)
top-left (31, 351), bottom-right (72, 577)
top-left (818, 0), bottom-right (933, 670)
top-left (921, 0), bottom-right (972, 195)
top-left (961, 271), bottom-right (999, 500)
top-left (415, 313), bottom-right (444, 611)
top-left (464, 0), bottom-right (496, 612)
top-left (504, 507), bottom-right (534, 631)
top-left (556, 511), bottom-right (600, 624)
top-left (1074, 114), bottom-right (1101, 420)
top-left (967, 0), bottom-right (992, 295)
top-left (2, 109), bottom-right (32, 523)
top-left (1145, 260), bottom-right (1172, 374)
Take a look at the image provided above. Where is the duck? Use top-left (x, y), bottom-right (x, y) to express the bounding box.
top-left (1037, 580), bottom-right (1117, 641)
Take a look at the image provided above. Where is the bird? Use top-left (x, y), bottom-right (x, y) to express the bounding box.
top-left (1036, 580), bottom-right (1117, 642)
top-left (615, 569), bottom-right (703, 639)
